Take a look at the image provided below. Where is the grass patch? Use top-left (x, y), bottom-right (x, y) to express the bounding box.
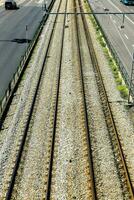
top-left (116, 77), bottom-right (122, 85)
top-left (117, 85), bottom-right (128, 99)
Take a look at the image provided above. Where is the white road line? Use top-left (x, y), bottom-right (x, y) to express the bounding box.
top-left (113, 19), bottom-right (116, 23)
top-left (124, 34), bottom-right (128, 39)
top-left (132, 44), bottom-right (134, 48)
top-left (37, 0), bottom-right (44, 4)
top-left (112, 19), bottom-right (132, 59)
top-left (108, 0), bottom-right (134, 25)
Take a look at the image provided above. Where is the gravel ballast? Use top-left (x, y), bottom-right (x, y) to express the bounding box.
top-left (84, 0), bottom-right (134, 193)
top-left (0, 0), bottom-right (133, 199)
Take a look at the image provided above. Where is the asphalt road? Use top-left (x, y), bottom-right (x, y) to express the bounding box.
top-left (0, 0), bottom-right (52, 99)
top-left (89, 0), bottom-right (134, 81)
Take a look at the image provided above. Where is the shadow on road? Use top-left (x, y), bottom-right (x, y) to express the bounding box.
top-left (0, 38), bottom-right (31, 43)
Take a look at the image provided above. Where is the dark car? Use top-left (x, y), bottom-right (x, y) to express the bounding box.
top-left (5, 0), bottom-right (18, 10)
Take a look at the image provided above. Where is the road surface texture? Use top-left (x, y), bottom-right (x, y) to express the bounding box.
top-left (89, 0), bottom-right (134, 80)
top-left (0, 0), bottom-right (51, 99)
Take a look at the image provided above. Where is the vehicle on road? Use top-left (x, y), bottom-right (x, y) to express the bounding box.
top-left (120, 0), bottom-right (134, 5)
top-left (5, 0), bottom-right (18, 10)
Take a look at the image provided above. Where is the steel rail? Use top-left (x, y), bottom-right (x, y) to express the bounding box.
top-left (74, 0), bottom-right (97, 199)
top-left (45, 0), bottom-right (68, 199)
top-left (5, 0), bottom-right (63, 199)
top-left (79, 0), bottom-right (134, 199)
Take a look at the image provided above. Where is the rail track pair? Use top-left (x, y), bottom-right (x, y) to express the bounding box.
top-left (0, 0), bottom-right (133, 199)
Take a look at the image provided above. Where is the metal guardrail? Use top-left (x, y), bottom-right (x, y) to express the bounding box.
top-left (87, 1), bottom-right (134, 99)
top-left (0, 0), bottom-right (55, 121)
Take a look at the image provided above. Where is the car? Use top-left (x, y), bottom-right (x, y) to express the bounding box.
top-left (120, 0), bottom-right (134, 5)
top-left (5, 0), bottom-right (18, 10)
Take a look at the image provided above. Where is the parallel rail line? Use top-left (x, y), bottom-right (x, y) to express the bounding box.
top-left (78, 0), bottom-right (134, 199)
top-left (45, 0), bottom-right (68, 199)
top-left (2, 0), bottom-right (134, 199)
top-left (5, 0), bottom-right (65, 198)
top-left (74, 0), bottom-right (97, 199)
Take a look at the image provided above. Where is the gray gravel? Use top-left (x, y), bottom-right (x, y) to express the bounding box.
top-left (50, 1), bottom-right (93, 199)
top-left (0, 0), bottom-right (133, 199)
top-left (11, 0), bottom-right (68, 199)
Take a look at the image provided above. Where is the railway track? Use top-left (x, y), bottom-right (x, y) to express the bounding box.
top-left (0, 0), bottom-right (65, 198)
top-left (45, 0), bottom-right (68, 198)
top-left (0, 0), bottom-right (133, 199)
top-left (4, 0), bottom-right (96, 199)
top-left (48, 0), bottom-right (96, 199)
top-left (73, 0), bottom-right (97, 199)
top-left (76, 0), bottom-right (134, 199)
top-left (11, 0), bottom-right (67, 197)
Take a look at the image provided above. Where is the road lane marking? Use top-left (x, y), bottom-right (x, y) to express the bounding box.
top-left (108, 0), bottom-right (134, 25)
top-left (37, 0), bottom-right (44, 4)
top-left (111, 18), bottom-right (132, 59)
top-left (124, 34), bottom-right (128, 39)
